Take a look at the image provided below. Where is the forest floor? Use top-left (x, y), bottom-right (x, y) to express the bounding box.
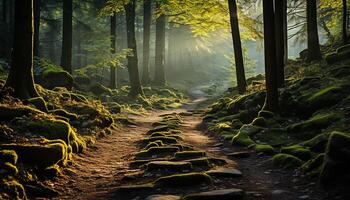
top-left (49, 93), bottom-right (332, 200)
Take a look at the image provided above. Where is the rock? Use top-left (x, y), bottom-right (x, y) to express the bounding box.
top-left (207, 157), bottom-right (228, 166)
top-left (251, 117), bottom-right (266, 127)
top-left (49, 109), bottom-right (79, 121)
top-left (142, 137), bottom-right (179, 145)
top-left (145, 161), bottom-right (193, 172)
top-left (325, 44), bottom-right (350, 64)
top-left (154, 173), bottom-right (212, 188)
top-left (205, 168), bottom-right (242, 178)
top-left (26, 97), bottom-right (48, 113)
top-left (24, 183), bottom-right (59, 197)
top-left (227, 151), bottom-right (251, 159)
top-left (231, 130), bottom-right (255, 147)
top-left (258, 110), bottom-right (274, 119)
top-left (0, 105), bottom-right (43, 121)
top-left (301, 133), bottom-right (330, 153)
top-left (115, 184), bottom-right (154, 198)
top-left (306, 86), bottom-right (344, 110)
top-left (0, 179), bottom-right (26, 200)
top-left (147, 125), bottom-right (173, 134)
top-left (183, 188), bottom-right (244, 200)
top-left (146, 195), bottom-right (181, 200)
top-left (174, 151), bottom-right (206, 160)
top-left (287, 113), bottom-right (342, 133)
top-left (281, 145), bottom-right (311, 161)
top-left (89, 83), bottom-right (112, 95)
top-left (36, 66), bottom-right (73, 90)
top-left (0, 162), bottom-right (18, 176)
top-left (272, 153), bottom-right (303, 169)
top-left (301, 153), bottom-right (325, 176)
top-left (183, 158), bottom-right (210, 168)
top-left (134, 147), bottom-right (179, 159)
top-left (255, 144), bottom-right (274, 155)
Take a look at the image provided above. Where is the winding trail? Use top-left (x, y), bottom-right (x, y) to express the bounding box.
top-left (50, 91), bottom-right (328, 200)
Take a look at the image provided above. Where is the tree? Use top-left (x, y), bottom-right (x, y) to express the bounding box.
top-left (34, 0), bottom-right (41, 57)
top-left (154, 1), bottom-right (166, 86)
top-left (110, 12), bottom-right (117, 89)
top-left (142, 0), bottom-right (152, 84)
top-left (125, 0), bottom-right (143, 96)
top-left (343, 0), bottom-right (348, 44)
top-left (4, 0), bottom-right (39, 99)
top-left (306, 0), bottom-right (322, 61)
top-left (275, 0), bottom-right (286, 87)
top-left (2, 0), bottom-right (6, 22)
top-left (262, 0), bottom-right (278, 113)
top-left (228, 0), bottom-right (247, 94)
top-left (61, 0), bottom-right (73, 74)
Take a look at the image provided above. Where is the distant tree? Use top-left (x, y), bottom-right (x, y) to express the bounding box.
top-left (34, 0), bottom-right (41, 57)
top-left (61, 0), bottom-right (73, 74)
top-left (110, 12), bottom-right (117, 89)
top-left (4, 0), bottom-right (39, 99)
top-left (262, 0), bottom-right (278, 113)
top-left (227, 0), bottom-right (247, 94)
top-left (343, 0), bottom-right (348, 44)
top-left (125, 0), bottom-right (143, 96)
top-left (275, 0), bottom-right (286, 87)
top-left (306, 0), bottom-right (322, 61)
top-left (154, 1), bottom-right (166, 86)
top-left (142, 0), bottom-right (151, 85)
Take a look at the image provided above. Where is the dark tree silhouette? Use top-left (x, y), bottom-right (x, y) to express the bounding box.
top-left (61, 0), bottom-right (73, 74)
top-left (343, 0), bottom-right (348, 44)
top-left (142, 0), bottom-right (151, 85)
top-left (34, 0), bottom-right (41, 57)
top-left (110, 12), bottom-right (117, 89)
top-left (228, 0), bottom-right (247, 94)
top-left (2, 0), bottom-right (6, 22)
top-left (262, 0), bottom-right (278, 113)
top-left (154, 1), bottom-right (166, 86)
top-left (306, 0), bottom-right (322, 61)
top-left (275, 0), bottom-right (286, 87)
top-left (4, 0), bottom-right (39, 99)
top-left (125, 0), bottom-right (143, 96)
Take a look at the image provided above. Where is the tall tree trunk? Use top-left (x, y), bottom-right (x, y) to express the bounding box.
top-left (110, 13), bottom-right (117, 89)
top-left (61, 0), bottom-right (73, 74)
top-left (228, 0), bottom-right (247, 94)
top-left (154, 2), bottom-right (166, 86)
top-left (306, 0), bottom-right (322, 61)
top-left (343, 0), bottom-right (348, 44)
top-left (2, 0), bottom-right (6, 22)
top-left (275, 0), bottom-right (285, 87)
top-left (283, 0), bottom-right (288, 64)
top-left (76, 24), bottom-right (82, 67)
top-left (142, 0), bottom-right (151, 84)
top-left (125, 0), bottom-right (143, 96)
top-left (33, 0), bottom-right (40, 58)
top-left (4, 0), bottom-right (39, 99)
top-left (262, 0), bottom-right (278, 113)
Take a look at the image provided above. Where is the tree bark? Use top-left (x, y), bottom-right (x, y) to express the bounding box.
top-left (2, 0), bottom-right (6, 22)
top-left (306, 0), bottom-right (322, 61)
top-left (228, 0), bottom-right (247, 94)
top-left (283, 0), bottom-right (288, 64)
top-left (142, 0), bottom-right (151, 85)
top-left (61, 0), bottom-right (73, 74)
top-left (262, 0), bottom-right (279, 113)
top-left (343, 0), bottom-right (348, 44)
top-left (110, 12), bottom-right (117, 89)
top-left (4, 0), bottom-right (39, 99)
top-left (33, 0), bottom-right (40, 58)
top-left (125, 0), bottom-right (143, 96)
top-left (154, 1), bottom-right (166, 86)
top-left (275, 0), bottom-right (285, 87)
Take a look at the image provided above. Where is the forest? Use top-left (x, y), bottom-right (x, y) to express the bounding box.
top-left (0, 0), bottom-right (349, 199)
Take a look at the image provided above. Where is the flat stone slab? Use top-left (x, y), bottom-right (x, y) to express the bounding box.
top-left (206, 168), bottom-right (243, 178)
top-left (154, 172), bottom-right (212, 188)
top-left (183, 188), bottom-right (244, 200)
top-left (146, 195), bottom-right (182, 200)
top-left (115, 184), bottom-right (154, 194)
top-left (174, 151), bottom-right (206, 160)
top-left (227, 151), bottom-right (251, 159)
top-left (146, 161), bottom-right (193, 172)
top-left (134, 147), bottom-right (179, 159)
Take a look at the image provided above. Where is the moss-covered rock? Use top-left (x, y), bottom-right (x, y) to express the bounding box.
top-left (258, 110), bottom-right (274, 119)
top-left (272, 153), bottom-right (303, 169)
top-left (134, 147), bottom-right (179, 159)
top-left (142, 136), bottom-right (178, 145)
top-left (26, 97), bottom-right (48, 113)
top-left (251, 117), bottom-right (266, 127)
top-left (154, 173), bottom-right (212, 188)
top-left (174, 151), bottom-right (206, 160)
top-left (0, 162), bottom-right (18, 176)
top-left (89, 83), bottom-right (112, 96)
top-left (0, 105), bottom-right (43, 121)
top-left (301, 133), bottom-right (330, 153)
top-left (0, 150), bottom-right (18, 165)
top-left (255, 144), bottom-right (274, 155)
top-left (145, 161), bottom-right (193, 172)
top-left (281, 145), bottom-right (312, 161)
top-left (0, 143), bottom-right (67, 169)
top-left (320, 132), bottom-right (350, 186)
top-left (306, 86), bottom-right (344, 110)
top-left (144, 142), bottom-right (160, 150)
top-left (231, 130), bottom-right (255, 147)
top-left (301, 153), bottom-right (325, 177)
top-left (49, 109), bottom-right (78, 121)
top-left (239, 124), bottom-right (263, 136)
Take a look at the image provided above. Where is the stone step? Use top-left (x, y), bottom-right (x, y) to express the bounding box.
top-left (183, 188), bottom-right (244, 200)
top-left (146, 195), bottom-right (182, 200)
top-left (145, 161), bottom-right (193, 172)
top-left (134, 147), bottom-right (180, 159)
top-left (205, 168), bottom-right (242, 178)
top-left (154, 172), bottom-right (212, 188)
top-left (226, 151), bottom-right (251, 159)
top-left (174, 151), bottom-right (206, 160)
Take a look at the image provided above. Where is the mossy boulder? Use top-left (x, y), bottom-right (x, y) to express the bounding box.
top-left (258, 110), bottom-right (274, 119)
top-left (251, 117), bottom-right (266, 127)
top-left (26, 97), bottom-right (48, 113)
top-left (306, 86), bottom-right (344, 110)
top-left (272, 153), bottom-right (303, 169)
top-left (0, 143), bottom-right (67, 169)
top-left (89, 83), bottom-right (112, 96)
top-left (142, 136), bottom-right (178, 145)
top-left (49, 109), bottom-right (78, 121)
top-left (320, 132), bottom-right (350, 186)
top-left (239, 124), bottom-right (263, 136)
top-left (231, 131), bottom-right (255, 147)
top-left (255, 144), bottom-right (274, 155)
top-left (154, 173), bottom-right (212, 188)
top-left (0, 162), bottom-right (18, 176)
top-left (301, 133), bottom-right (330, 153)
top-left (281, 145), bottom-right (311, 161)
top-left (0, 150), bottom-right (18, 165)
top-left (301, 153), bottom-right (325, 177)
top-left (325, 44), bottom-right (350, 64)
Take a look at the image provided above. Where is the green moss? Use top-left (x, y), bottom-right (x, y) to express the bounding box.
top-left (272, 153), bottom-right (303, 169)
top-left (174, 151), bottom-right (206, 160)
top-left (184, 158), bottom-right (210, 168)
top-left (231, 130), bottom-right (255, 147)
top-left (154, 173), bottom-right (212, 188)
top-left (255, 144), bottom-right (274, 155)
top-left (281, 145), bottom-right (311, 161)
top-left (301, 133), bottom-right (330, 152)
top-left (287, 113), bottom-right (343, 134)
top-left (0, 143), bottom-right (67, 169)
top-left (307, 86), bottom-right (344, 110)
top-left (0, 150), bottom-right (18, 165)
top-left (251, 117), bottom-right (266, 127)
top-left (142, 136), bottom-right (178, 145)
top-left (146, 161), bottom-right (193, 172)
top-left (49, 109), bottom-right (78, 121)
top-left (301, 153), bottom-right (325, 177)
top-left (147, 125), bottom-right (173, 134)
top-left (208, 122), bottom-right (231, 133)
top-left (27, 97), bottom-right (48, 113)
top-left (89, 83), bottom-right (112, 95)
top-left (144, 142), bottom-right (160, 150)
